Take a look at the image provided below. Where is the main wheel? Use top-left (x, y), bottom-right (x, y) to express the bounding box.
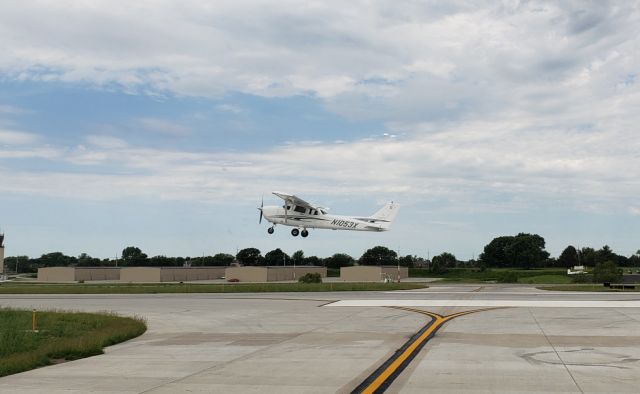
top-left (267, 227), bottom-right (275, 234)
top-left (301, 229), bottom-right (309, 237)
top-left (291, 228), bottom-right (300, 237)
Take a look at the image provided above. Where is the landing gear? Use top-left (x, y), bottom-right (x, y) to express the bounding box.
top-left (301, 229), bottom-right (309, 238)
top-left (267, 227), bottom-right (275, 234)
top-left (291, 228), bottom-right (300, 237)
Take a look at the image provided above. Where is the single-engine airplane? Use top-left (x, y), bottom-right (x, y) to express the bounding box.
top-left (258, 191), bottom-right (399, 237)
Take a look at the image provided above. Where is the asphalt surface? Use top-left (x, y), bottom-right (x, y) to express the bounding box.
top-left (1, 284), bottom-right (639, 393)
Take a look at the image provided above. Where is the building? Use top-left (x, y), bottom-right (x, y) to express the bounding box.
top-left (224, 266), bottom-right (327, 282)
top-left (340, 265), bottom-right (408, 282)
top-left (0, 234), bottom-right (4, 275)
top-left (38, 267), bottom-right (121, 282)
top-left (120, 267), bottom-right (226, 282)
top-left (38, 265), bottom-right (328, 283)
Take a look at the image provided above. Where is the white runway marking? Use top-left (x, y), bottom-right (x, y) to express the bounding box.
top-left (327, 300), bottom-right (640, 308)
top-left (384, 291), bottom-right (632, 295)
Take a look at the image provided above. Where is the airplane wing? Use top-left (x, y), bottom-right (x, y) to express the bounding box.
top-left (272, 191), bottom-right (316, 209)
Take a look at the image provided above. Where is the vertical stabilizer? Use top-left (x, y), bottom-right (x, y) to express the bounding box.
top-left (370, 202), bottom-right (400, 228)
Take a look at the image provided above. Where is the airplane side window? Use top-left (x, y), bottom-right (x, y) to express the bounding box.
top-left (294, 206), bottom-right (306, 213)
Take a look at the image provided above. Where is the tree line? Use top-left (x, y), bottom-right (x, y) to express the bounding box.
top-left (4, 233), bottom-right (640, 274)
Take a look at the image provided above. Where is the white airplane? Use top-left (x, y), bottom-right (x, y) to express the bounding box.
top-left (258, 191), bottom-right (399, 237)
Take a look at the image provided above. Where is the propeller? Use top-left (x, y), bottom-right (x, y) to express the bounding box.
top-left (258, 196), bottom-right (264, 224)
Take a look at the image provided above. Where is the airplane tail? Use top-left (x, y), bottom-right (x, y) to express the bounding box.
top-left (371, 202), bottom-right (400, 229)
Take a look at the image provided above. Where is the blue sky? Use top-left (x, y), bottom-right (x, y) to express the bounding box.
top-left (1, 1), bottom-right (639, 260)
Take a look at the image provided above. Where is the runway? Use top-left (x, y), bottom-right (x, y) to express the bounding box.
top-left (1, 285), bottom-right (639, 393)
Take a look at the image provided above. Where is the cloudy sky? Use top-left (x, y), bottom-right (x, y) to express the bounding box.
top-left (1, 1), bottom-right (639, 260)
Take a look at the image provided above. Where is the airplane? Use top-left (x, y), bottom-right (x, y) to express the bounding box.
top-left (258, 191), bottom-right (399, 237)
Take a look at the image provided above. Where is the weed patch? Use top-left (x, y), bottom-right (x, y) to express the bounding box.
top-left (0, 308), bottom-right (146, 377)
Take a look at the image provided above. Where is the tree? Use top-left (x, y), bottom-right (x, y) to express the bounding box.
top-left (291, 250), bottom-right (305, 266)
top-left (264, 248), bottom-right (290, 266)
top-left (596, 245), bottom-right (616, 264)
top-left (6, 255), bottom-right (32, 273)
top-left (359, 246), bottom-right (397, 266)
top-left (325, 253), bottom-right (355, 269)
top-left (304, 256), bottom-right (322, 266)
top-left (77, 253), bottom-right (101, 267)
top-left (398, 255), bottom-right (416, 268)
top-left (479, 233), bottom-right (549, 269)
top-left (504, 233), bottom-right (549, 269)
top-left (479, 236), bottom-right (513, 267)
top-left (235, 248), bottom-right (263, 266)
top-left (210, 253), bottom-right (235, 266)
top-left (593, 261), bottom-right (622, 283)
top-left (121, 246), bottom-right (148, 266)
top-left (559, 245), bottom-right (578, 268)
top-left (578, 247), bottom-right (597, 266)
top-left (37, 252), bottom-right (76, 267)
top-left (429, 258), bottom-right (448, 274)
top-left (431, 252), bottom-right (457, 269)
top-left (149, 255), bottom-right (174, 266)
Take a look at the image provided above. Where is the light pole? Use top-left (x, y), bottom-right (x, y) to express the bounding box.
top-left (397, 247), bottom-right (401, 283)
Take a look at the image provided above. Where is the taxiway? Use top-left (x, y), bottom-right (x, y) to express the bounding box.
top-left (1, 285), bottom-right (639, 393)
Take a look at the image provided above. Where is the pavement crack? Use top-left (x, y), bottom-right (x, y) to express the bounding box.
top-left (528, 308), bottom-right (584, 394)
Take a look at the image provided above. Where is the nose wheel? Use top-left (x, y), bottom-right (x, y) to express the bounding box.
top-left (267, 227), bottom-right (275, 234)
top-left (301, 229), bottom-right (309, 237)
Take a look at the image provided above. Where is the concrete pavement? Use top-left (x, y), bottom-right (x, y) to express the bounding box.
top-left (1, 285), bottom-right (639, 393)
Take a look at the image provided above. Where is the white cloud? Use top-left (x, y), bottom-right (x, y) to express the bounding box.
top-left (0, 112), bottom-right (637, 218)
top-left (215, 104), bottom-right (243, 114)
top-left (0, 129), bottom-right (38, 145)
top-left (0, 104), bottom-right (28, 115)
top-left (85, 135), bottom-right (128, 149)
top-left (0, 1), bottom-right (634, 107)
top-left (0, 1), bottom-right (638, 217)
top-left (137, 118), bottom-right (190, 136)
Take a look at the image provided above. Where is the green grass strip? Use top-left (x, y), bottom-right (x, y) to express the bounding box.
top-left (0, 282), bottom-right (426, 294)
top-left (0, 308), bottom-right (146, 377)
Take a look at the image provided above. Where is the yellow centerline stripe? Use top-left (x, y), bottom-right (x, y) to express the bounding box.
top-left (359, 307), bottom-right (504, 394)
top-left (361, 315), bottom-right (445, 394)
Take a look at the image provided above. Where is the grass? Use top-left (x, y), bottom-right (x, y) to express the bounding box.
top-left (409, 268), bottom-right (569, 283)
top-left (0, 308), bottom-right (146, 377)
top-left (516, 275), bottom-right (573, 284)
top-left (0, 282), bottom-right (427, 294)
top-left (538, 284), bottom-right (640, 292)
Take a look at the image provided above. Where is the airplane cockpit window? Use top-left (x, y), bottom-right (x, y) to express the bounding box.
top-left (294, 206), bottom-right (306, 214)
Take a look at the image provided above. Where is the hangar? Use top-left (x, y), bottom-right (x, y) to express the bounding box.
top-left (38, 267), bottom-right (120, 282)
top-left (37, 265), bottom-right (411, 283)
top-left (120, 267), bottom-right (225, 282)
top-left (37, 266), bottom-right (228, 282)
top-left (340, 266), bottom-right (408, 282)
top-left (224, 266), bottom-right (326, 282)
